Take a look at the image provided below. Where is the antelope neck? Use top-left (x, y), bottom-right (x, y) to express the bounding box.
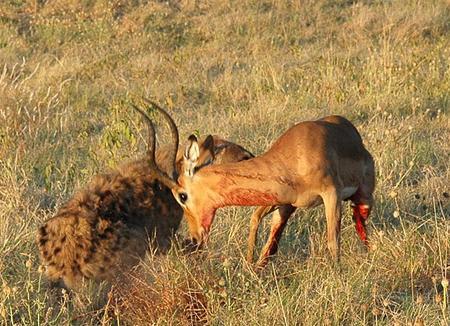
top-left (196, 158), bottom-right (284, 208)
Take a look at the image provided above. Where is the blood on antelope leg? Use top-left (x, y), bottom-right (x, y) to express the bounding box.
top-left (351, 203), bottom-right (370, 246)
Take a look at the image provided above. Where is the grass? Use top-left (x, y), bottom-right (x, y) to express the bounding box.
top-left (0, 0), bottom-right (449, 324)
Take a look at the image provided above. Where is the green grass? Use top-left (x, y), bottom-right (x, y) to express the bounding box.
top-left (0, 0), bottom-right (449, 324)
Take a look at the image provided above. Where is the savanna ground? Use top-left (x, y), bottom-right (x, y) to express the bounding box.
top-left (0, 0), bottom-right (449, 325)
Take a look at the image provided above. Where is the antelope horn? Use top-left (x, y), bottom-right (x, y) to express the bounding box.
top-left (142, 98), bottom-right (180, 180)
top-left (130, 103), bottom-right (178, 190)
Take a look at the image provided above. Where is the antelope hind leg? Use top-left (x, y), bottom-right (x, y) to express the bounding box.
top-left (350, 170), bottom-right (375, 247)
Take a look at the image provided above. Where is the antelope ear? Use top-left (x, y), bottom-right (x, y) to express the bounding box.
top-left (199, 134), bottom-right (215, 166)
top-left (202, 134), bottom-right (215, 153)
top-left (183, 134), bottom-right (200, 177)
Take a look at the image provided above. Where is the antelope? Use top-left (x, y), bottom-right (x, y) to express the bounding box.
top-left (37, 101), bottom-right (254, 289)
top-left (149, 113), bottom-right (375, 266)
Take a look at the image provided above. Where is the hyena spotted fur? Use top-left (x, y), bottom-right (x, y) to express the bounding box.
top-left (37, 104), bottom-right (253, 289)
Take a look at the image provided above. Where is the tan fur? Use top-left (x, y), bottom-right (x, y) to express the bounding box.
top-left (171, 115), bottom-right (375, 266)
top-left (37, 135), bottom-right (253, 289)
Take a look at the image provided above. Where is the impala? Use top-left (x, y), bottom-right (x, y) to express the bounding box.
top-left (149, 112), bottom-right (375, 265)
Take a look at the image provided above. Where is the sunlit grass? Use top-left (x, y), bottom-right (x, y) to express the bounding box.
top-left (0, 0), bottom-right (449, 324)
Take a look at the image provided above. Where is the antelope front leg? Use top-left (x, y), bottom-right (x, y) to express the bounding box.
top-left (323, 189), bottom-right (342, 261)
top-left (247, 206), bottom-right (276, 263)
top-left (256, 205), bottom-right (296, 267)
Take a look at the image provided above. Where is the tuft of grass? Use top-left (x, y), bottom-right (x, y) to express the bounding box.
top-left (1, 0), bottom-right (449, 324)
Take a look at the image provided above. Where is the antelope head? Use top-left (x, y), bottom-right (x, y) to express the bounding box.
top-left (174, 134), bottom-right (221, 244)
top-left (132, 100), bottom-right (252, 244)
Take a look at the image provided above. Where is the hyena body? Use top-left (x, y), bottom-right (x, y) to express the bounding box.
top-left (37, 136), bottom-right (253, 289)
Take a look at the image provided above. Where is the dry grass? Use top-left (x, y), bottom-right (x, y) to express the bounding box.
top-left (0, 0), bottom-right (449, 324)
top-left (111, 254), bottom-right (211, 325)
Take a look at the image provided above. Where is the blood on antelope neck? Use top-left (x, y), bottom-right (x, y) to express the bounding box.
top-left (201, 210), bottom-right (215, 232)
top-left (223, 188), bottom-right (278, 206)
top-left (199, 190), bottom-right (278, 232)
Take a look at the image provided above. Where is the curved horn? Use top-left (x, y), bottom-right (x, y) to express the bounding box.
top-left (130, 104), bottom-right (178, 190)
top-left (143, 98), bottom-right (180, 180)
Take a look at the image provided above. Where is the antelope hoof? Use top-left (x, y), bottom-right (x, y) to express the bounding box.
top-left (255, 257), bottom-right (270, 269)
top-left (181, 238), bottom-right (202, 254)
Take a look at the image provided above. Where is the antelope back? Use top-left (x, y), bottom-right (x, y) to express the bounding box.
top-left (209, 136), bottom-right (254, 164)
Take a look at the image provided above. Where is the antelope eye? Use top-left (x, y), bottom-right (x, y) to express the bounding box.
top-left (179, 192), bottom-right (188, 204)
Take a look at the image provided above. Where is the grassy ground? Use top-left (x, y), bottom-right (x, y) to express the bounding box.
top-left (0, 0), bottom-right (449, 324)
